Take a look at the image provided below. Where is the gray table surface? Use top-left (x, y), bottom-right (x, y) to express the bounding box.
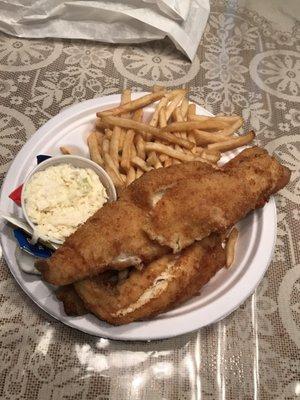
top-left (0, 0), bottom-right (299, 398)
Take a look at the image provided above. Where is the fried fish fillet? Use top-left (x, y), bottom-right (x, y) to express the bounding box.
top-left (36, 161), bottom-right (214, 285)
top-left (74, 234), bottom-right (225, 325)
top-left (120, 161), bottom-right (215, 209)
top-left (144, 147), bottom-right (291, 251)
top-left (37, 200), bottom-right (168, 285)
top-left (37, 147), bottom-right (290, 286)
top-left (56, 285), bottom-right (87, 316)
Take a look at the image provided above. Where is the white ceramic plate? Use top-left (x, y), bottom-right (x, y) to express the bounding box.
top-left (0, 94), bottom-right (277, 341)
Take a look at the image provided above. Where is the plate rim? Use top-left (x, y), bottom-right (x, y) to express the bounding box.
top-left (0, 94), bottom-right (277, 341)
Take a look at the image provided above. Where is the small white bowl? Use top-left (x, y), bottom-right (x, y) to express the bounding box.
top-left (21, 155), bottom-right (116, 244)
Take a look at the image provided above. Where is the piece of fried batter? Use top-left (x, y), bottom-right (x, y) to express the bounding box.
top-left (144, 147), bottom-right (291, 251)
top-left (36, 161), bottom-right (213, 285)
top-left (74, 234), bottom-right (225, 325)
top-left (37, 200), bottom-right (168, 285)
top-left (120, 160), bottom-right (215, 209)
top-left (56, 285), bottom-right (87, 316)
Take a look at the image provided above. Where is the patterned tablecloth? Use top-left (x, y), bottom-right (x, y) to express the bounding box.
top-left (0, 0), bottom-right (299, 399)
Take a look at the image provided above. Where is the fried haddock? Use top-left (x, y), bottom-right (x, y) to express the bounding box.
top-left (36, 161), bottom-right (214, 285)
top-left (37, 200), bottom-right (168, 285)
top-left (144, 147), bottom-right (290, 251)
top-left (37, 147), bottom-right (290, 286)
top-left (120, 160), bottom-right (215, 209)
top-left (56, 285), bottom-right (87, 316)
top-left (74, 234), bottom-right (225, 325)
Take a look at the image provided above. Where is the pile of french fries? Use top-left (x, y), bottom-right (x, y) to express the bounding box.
top-left (61, 86), bottom-right (254, 268)
top-left (83, 86), bottom-right (254, 190)
top-left (62, 86), bottom-right (255, 191)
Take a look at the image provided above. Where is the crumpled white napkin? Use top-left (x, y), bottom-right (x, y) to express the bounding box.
top-left (0, 0), bottom-right (210, 60)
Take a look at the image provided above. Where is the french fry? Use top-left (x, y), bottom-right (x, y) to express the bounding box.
top-left (189, 115), bottom-right (242, 133)
top-left (226, 227), bottom-right (239, 268)
top-left (131, 142), bottom-right (137, 159)
top-left (135, 134), bottom-right (146, 160)
top-left (175, 144), bottom-right (182, 153)
top-left (145, 142), bottom-right (197, 162)
top-left (136, 168), bottom-right (144, 178)
top-left (96, 130), bottom-right (104, 148)
top-left (147, 152), bottom-right (162, 168)
top-left (149, 96), bottom-right (169, 127)
top-left (105, 129), bottom-right (113, 139)
top-left (187, 103), bottom-right (196, 119)
top-left (104, 153), bottom-right (125, 182)
top-left (126, 167), bottom-right (136, 186)
top-left (60, 146), bottom-right (72, 155)
top-left (165, 89), bottom-right (187, 100)
top-left (207, 130), bottom-right (255, 152)
top-left (173, 108), bottom-right (189, 146)
top-left (163, 158), bottom-right (173, 167)
top-left (105, 165), bottom-right (124, 188)
top-left (159, 154), bottom-right (168, 162)
top-left (121, 88), bottom-right (131, 105)
top-left (214, 115), bottom-right (241, 123)
top-left (188, 115), bottom-right (211, 123)
top-left (131, 156), bottom-right (153, 172)
top-left (172, 159), bottom-right (181, 165)
top-left (174, 107), bottom-right (184, 122)
top-left (165, 91), bottom-right (186, 121)
top-left (191, 146), bottom-right (204, 155)
top-left (121, 129), bottom-right (135, 172)
top-left (152, 85), bottom-right (165, 92)
top-left (187, 107), bottom-right (210, 149)
top-left (181, 97), bottom-right (189, 120)
top-left (188, 133), bottom-right (196, 145)
top-left (110, 126), bottom-right (121, 166)
top-left (95, 119), bottom-right (109, 130)
top-left (145, 153), bottom-right (155, 167)
top-left (181, 132), bottom-right (188, 140)
top-left (100, 115), bottom-right (194, 149)
top-left (133, 108), bottom-right (143, 122)
top-left (219, 117), bottom-right (243, 136)
top-left (102, 138), bottom-right (110, 155)
top-left (87, 132), bottom-right (104, 166)
top-left (97, 91), bottom-right (166, 117)
top-left (162, 119), bottom-right (229, 132)
top-left (189, 115), bottom-right (228, 122)
top-left (118, 130), bottom-right (125, 151)
top-left (203, 148), bottom-right (220, 155)
top-left (148, 89), bottom-right (186, 127)
top-left (101, 115), bottom-right (155, 134)
top-left (193, 129), bottom-right (228, 145)
top-left (201, 150), bottom-right (221, 163)
top-left (121, 88), bottom-right (131, 118)
top-left (159, 106), bottom-right (167, 128)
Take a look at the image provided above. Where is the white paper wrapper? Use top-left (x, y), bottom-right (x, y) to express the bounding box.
top-left (0, 0), bottom-right (210, 60)
top-left (142, 0), bottom-right (192, 21)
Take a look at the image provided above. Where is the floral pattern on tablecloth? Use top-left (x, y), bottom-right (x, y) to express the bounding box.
top-left (0, 0), bottom-right (299, 398)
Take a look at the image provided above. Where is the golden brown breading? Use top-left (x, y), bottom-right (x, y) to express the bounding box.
top-left (224, 147), bottom-right (291, 196)
top-left (37, 200), bottom-right (168, 285)
top-left (120, 161), bottom-right (215, 209)
top-left (144, 148), bottom-right (291, 251)
top-left (56, 285), bottom-right (87, 316)
top-left (36, 161), bottom-right (213, 286)
top-left (74, 234), bottom-right (226, 325)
